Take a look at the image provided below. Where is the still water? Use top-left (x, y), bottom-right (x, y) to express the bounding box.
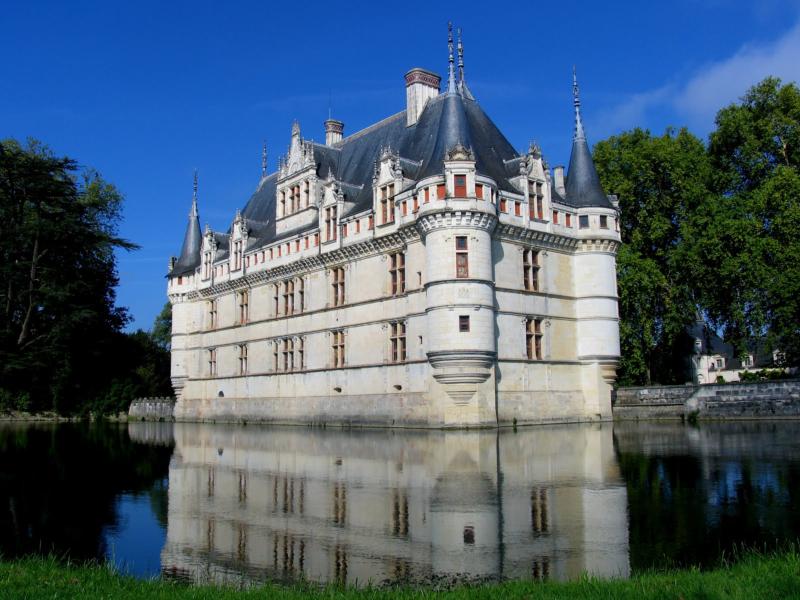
top-left (1, 420), bottom-right (799, 586)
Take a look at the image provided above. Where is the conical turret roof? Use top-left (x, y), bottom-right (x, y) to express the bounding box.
top-left (173, 173), bottom-right (202, 276)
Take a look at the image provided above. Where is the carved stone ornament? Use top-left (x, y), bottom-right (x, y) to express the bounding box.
top-left (445, 141), bottom-right (474, 161)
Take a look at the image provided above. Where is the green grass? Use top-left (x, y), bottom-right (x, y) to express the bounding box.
top-left (1, 551), bottom-right (799, 599)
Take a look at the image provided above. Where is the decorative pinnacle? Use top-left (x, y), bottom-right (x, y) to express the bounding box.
top-left (261, 141), bottom-right (267, 177)
top-left (447, 22), bottom-right (456, 93)
top-left (457, 27), bottom-right (464, 83)
top-left (573, 66), bottom-right (585, 141)
top-left (190, 169), bottom-right (199, 217)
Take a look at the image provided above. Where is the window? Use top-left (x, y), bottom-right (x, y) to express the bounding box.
top-left (526, 318), bottom-right (543, 360)
top-left (380, 184), bottom-right (395, 224)
top-left (283, 279), bottom-right (294, 315)
top-left (297, 277), bottom-right (305, 312)
top-left (413, 195), bottom-right (419, 212)
top-left (273, 341), bottom-right (279, 371)
top-left (282, 337), bottom-right (294, 372)
top-left (456, 236), bottom-right (469, 278)
top-left (280, 190), bottom-right (286, 216)
top-left (331, 267), bottom-right (345, 306)
top-left (454, 174), bottom-right (466, 197)
top-left (332, 330), bottom-right (345, 367)
top-left (515, 201), bottom-right (522, 216)
top-left (437, 183), bottom-right (446, 199)
top-left (716, 358), bottom-right (724, 369)
top-left (500, 198), bottom-right (507, 212)
top-left (459, 315), bottom-right (470, 332)
top-left (475, 183), bottom-right (484, 200)
top-left (401, 200), bottom-right (407, 216)
top-left (552, 210), bottom-right (559, 224)
top-left (579, 215), bottom-right (589, 229)
top-left (356, 219), bottom-right (361, 233)
top-left (297, 337), bottom-right (305, 370)
top-left (368, 215), bottom-right (374, 229)
top-left (390, 321), bottom-right (406, 362)
top-left (523, 249), bottom-right (540, 292)
top-left (424, 187), bottom-right (430, 203)
top-left (208, 348), bottom-right (217, 377)
top-left (389, 252), bottom-right (406, 295)
top-left (273, 283), bottom-right (280, 316)
top-left (208, 299), bottom-right (218, 329)
top-left (203, 251), bottom-right (212, 279)
top-left (566, 213), bottom-right (572, 228)
top-left (600, 215), bottom-right (608, 229)
top-left (238, 344), bottom-right (248, 375)
top-left (237, 290), bottom-right (249, 324)
top-left (528, 180), bottom-right (544, 219)
top-left (325, 206), bottom-right (338, 241)
top-left (233, 240), bottom-right (243, 270)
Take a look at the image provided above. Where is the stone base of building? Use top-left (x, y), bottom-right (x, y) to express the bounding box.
top-left (174, 365), bottom-right (614, 428)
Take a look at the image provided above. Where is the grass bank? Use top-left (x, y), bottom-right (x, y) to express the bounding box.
top-left (2, 551), bottom-right (799, 599)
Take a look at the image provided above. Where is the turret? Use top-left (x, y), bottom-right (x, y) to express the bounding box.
top-left (567, 69), bottom-right (621, 418)
top-left (171, 171), bottom-right (202, 277)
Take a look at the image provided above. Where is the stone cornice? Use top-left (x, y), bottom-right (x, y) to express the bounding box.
top-left (188, 226), bottom-right (420, 300)
top-left (415, 210), bottom-right (497, 234)
top-left (576, 238), bottom-right (620, 253)
top-left (495, 223), bottom-right (579, 252)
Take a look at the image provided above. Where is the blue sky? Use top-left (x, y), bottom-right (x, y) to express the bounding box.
top-left (4, 0), bottom-right (800, 330)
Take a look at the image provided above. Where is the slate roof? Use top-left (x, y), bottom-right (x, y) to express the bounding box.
top-left (172, 200), bottom-right (202, 276)
top-left (180, 72), bottom-right (613, 263)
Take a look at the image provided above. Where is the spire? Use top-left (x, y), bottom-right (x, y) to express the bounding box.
top-left (565, 68), bottom-right (612, 208)
top-left (190, 169), bottom-right (199, 217)
top-left (456, 27), bottom-right (475, 101)
top-left (572, 66), bottom-right (585, 141)
top-left (174, 171), bottom-right (203, 275)
top-left (447, 22), bottom-right (456, 93)
top-left (261, 141), bottom-right (267, 178)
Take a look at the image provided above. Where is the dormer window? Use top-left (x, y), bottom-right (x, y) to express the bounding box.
top-left (233, 240), bottom-right (243, 270)
top-left (380, 184), bottom-right (395, 224)
top-left (202, 251), bottom-right (212, 279)
top-left (325, 206), bottom-right (338, 241)
top-left (454, 174), bottom-right (466, 197)
top-left (528, 180), bottom-right (544, 220)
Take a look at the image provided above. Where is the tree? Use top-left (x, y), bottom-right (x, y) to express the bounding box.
top-left (151, 301), bottom-right (172, 351)
top-left (594, 128), bottom-right (713, 385)
top-left (687, 77), bottom-right (800, 365)
top-left (0, 139), bottom-right (136, 413)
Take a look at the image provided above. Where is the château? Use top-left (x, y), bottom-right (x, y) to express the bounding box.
top-left (167, 27), bottom-right (621, 427)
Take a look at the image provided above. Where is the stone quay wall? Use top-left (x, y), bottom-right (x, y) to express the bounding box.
top-left (128, 397), bottom-right (175, 421)
top-left (613, 380), bottom-right (800, 420)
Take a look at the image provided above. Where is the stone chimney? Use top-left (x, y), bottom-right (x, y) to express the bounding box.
top-left (405, 68), bottom-right (441, 127)
top-left (553, 165), bottom-right (566, 196)
top-left (324, 119), bottom-right (344, 145)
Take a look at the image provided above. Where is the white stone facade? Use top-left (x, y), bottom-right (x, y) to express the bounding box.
top-left (167, 56), bottom-right (621, 428)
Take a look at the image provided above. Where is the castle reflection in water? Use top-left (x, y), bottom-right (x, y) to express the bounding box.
top-left (154, 423), bottom-right (629, 585)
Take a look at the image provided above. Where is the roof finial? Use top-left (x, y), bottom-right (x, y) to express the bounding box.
top-left (190, 169), bottom-right (199, 217)
top-left (261, 141), bottom-right (267, 177)
top-left (447, 22), bottom-right (456, 93)
top-left (573, 65), bottom-right (585, 141)
top-left (457, 27), bottom-right (464, 84)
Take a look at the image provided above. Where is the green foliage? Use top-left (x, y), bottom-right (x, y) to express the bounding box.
top-left (594, 127), bottom-right (710, 385)
top-left (151, 302), bottom-right (172, 351)
top-left (738, 369), bottom-right (794, 382)
top-left (0, 139), bottom-right (171, 415)
top-left (688, 78), bottom-right (800, 364)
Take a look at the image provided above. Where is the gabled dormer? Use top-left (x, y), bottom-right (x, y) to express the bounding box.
top-left (201, 224), bottom-right (218, 280)
top-left (443, 142), bottom-right (476, 199)
top-left (276, 121), bottom-right (320, 234)
top-left (514, 142), bottom-right (550, 222)
top-left (319, 167), bottom-right (343, 245)
top-left (230, 209), bottom-right (248, 273)
top-left (372, 146), bottom-right (406, 227)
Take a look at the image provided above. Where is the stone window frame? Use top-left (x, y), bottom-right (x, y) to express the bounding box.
top-left (526, 317), bottom-right (543, 360)
top-left (331, 329), bottom-right (346, 368)
top-left (238, 344), bottom-right (248, 375)
top-left (522, 249), bottom-right (540, 292)
top-left (389, 251), bottom-right (406, 296)
top-left (455, 236), bottom-right (469, 279)
top-left (459, 315), bottom-right (470, 332)
top-left (208, 348), bottom-right (217, 377)
top-left (389, 320), bottom-right (407, 363)
top-left (331, 267), bottom-right (346, 307)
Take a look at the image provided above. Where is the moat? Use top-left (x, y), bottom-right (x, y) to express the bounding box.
top-left (2, 420), bottom-right (799, 586)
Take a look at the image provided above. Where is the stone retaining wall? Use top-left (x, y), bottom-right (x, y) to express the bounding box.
top-left (128, 397), bottom-right (175, 421)
top-left (613, 380), bottom-right (800, 420)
